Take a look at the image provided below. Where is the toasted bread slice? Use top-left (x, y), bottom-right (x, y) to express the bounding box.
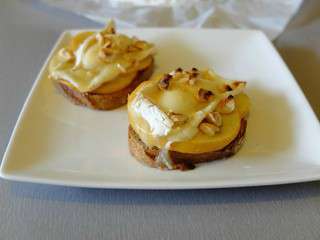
top-left (128, 119), bottom-right (247, 170)
top-left (57, 61), bottom-right (154, 110)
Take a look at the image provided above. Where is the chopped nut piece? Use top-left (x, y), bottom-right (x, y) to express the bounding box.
top-left (96, 33), bottom-right (104, 45)
top-left (198, 88), bottom-right (214, 101)
top-left (220, 96), bottom-right (235, 114)
top-left (58, 48), bottom-right (74, 61)
top-left (205, 112), bottom-right (222, 127)
top-left (134, 40), bottom-right (147, 49)
top-left (98, 47), bottom-right (117, 62)
top-left (103, 40), bottom-right (112, 49)
top-left (190, 72), bottom-right (198, 78)
top-left (98, 50), bottom-right (106, 59)
top-left (189, 72), bottom-right (198, 83)
top-left (104, 20), bottom-right (116, 34)
top-left (224, 84), bottom-right (233, 91)
top-left (127, 45), bottom-right (139, 52)
top-left (169, 112), bottom-right (188, 125)
top-left (158, 74), bottom-right (172, 90)
top-left (102, 47), bottom-right (114, 55)
top-left (199, 122), bottom-right (220, 136)
top-left (231, 81), bottom-right (246, 88)
top-left (175, 67), bottom-right (183, 73)
top-left (110, 28), bottom-right (116, 34)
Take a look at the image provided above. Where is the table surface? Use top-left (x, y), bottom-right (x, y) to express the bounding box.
top-left (0, 1), bottom-right (319, 239)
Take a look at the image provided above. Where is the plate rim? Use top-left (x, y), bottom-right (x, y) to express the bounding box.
top-left (2, 169), bottom-right (320, 189)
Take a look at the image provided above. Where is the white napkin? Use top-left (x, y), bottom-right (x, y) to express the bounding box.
top-left (42, 0), bottom-right (303, 40)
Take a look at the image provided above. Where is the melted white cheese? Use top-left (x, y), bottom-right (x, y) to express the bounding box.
top-left (73, 34), bottom-right (97, 70)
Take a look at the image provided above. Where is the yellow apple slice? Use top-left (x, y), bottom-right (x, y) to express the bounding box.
top-left (171, 110), bottom-right (241, 153)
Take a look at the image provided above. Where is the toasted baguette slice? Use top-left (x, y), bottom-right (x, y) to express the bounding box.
top-left (128, 119), bottom-right (247, 170)
top-left (57, 62), bottom-right (154, 110)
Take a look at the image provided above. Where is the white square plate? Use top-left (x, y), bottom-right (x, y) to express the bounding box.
top-left (1, 29), bottom-right (320, 189)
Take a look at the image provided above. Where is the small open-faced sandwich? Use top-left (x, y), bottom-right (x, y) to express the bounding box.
top-left (127, 68), bottom-right (250, 170)
top-left (49, 21), bottom-right (155, 110)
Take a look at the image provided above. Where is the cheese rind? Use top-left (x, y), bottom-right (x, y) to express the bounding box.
top-left (132, 94), bottom-right (173, 136)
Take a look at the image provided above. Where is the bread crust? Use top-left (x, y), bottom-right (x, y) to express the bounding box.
top-left (57, 61), bottom-right (154, 110)
top-left (128, 119), bottom-right (247, 170)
